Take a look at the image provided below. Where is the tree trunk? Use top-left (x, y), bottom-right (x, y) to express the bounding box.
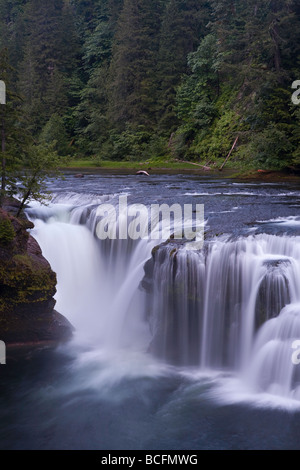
top-left (16, 173), bottom-right (39, 218)
top-left (16, 190), bottom-right (31, 218)
top-left (270, 22), bottom-right (281, 72)
top-left (219, 137), bottom-right (239, 171)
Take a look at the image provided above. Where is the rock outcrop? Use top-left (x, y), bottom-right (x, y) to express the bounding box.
top-left (0, 208), bottom-right (73, 345)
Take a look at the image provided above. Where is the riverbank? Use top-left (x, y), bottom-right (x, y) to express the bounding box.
top-left (60, 159), bottom-right (300, 181)
top-left (61, 159), bottom-right (214, 172)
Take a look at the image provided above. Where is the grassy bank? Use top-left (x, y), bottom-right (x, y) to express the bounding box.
top-left (61, 159), bottom-right (206, 170)
top-left (59, 158), bottom-right (300, 181)
top-left (61, 157), bottom-right (255, 172)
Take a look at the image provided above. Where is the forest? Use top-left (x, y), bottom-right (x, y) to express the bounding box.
top-left (1, 0), bottom-right (300, 171)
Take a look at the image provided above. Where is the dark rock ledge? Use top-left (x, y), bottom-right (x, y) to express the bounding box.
top-left (0, 204), bottom-right (73, 348)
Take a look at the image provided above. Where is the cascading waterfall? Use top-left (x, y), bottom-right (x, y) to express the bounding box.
top-left (28, 194), bottom-right (300, 402)
top-left (145, 235), bottom-right (300, 400)
top-left (28, 194), bottom-right (157, 350)
top-left (247, 304), bottom-right (300, 400)
top-left (143, 246), bottom-right (206, 366)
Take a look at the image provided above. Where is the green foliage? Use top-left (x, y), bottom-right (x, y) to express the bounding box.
top-left (16, 143), bottom-right (62, 216)
top-left (156, 0), bottom-right (210, 133)
top-left (108, 0), bottom-right (162, 131)
top-left (0, 217), bottom-right (15, 245)
top-left (243, 124), bottom-right (293, 170)
top-left (194, 110), bottom-right (240, 161)
top-left (18, 0), bottom-right (80, 133)
top-left (174, 1), bottom-right (300, 167)
top-left (105, 125), bottom-right (151, 161)
top-left (0, 0), bottom-right (300, 170)
top-left (176, 34), bottom-right (222, 140)
top-left (292, 107), bottom-right (300, 165)
top-left (40, 114), bottom-right (70, 156)
top-left (145, 135), bottom-right (169, 160)
top-left (75, 64), bottom-right (110, 155)
top-left (0, 48), bottom-right (32, 204)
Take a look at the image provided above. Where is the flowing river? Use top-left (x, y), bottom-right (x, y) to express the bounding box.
top-left (1, 173), bottom-right (300, 449)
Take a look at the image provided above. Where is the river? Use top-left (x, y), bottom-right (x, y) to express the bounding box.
top-left (1, 173), bottom-right (300, 450)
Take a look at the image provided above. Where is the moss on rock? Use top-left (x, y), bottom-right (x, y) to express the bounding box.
top-left (0, 208), bottom-right (73, 345)
top-left (0, 217), bottom-right (16, 245)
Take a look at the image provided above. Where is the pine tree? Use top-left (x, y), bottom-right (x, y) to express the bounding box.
top-left (108, 0), bottom-right (163, 130)
top-left (0, 48), bottom-right (31, 205)
top-left (18, 0), bottom-right (80, 134)
top-left (74, 0), bottom-right (117, 154)
top-left (0, 0), bottom-right (26, 70)
top-left (0, 0), bottom-right (299, 168)
top-left (156, 0), bottom-right (210, 133)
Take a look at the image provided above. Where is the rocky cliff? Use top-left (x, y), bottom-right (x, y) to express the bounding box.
top-left (0, 207), bottom-right (73, 345)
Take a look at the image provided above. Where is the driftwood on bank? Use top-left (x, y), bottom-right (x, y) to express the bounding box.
top-left (219, 137), bottom-right (239, 171)
top-left (174, 159), bottom-right (211, 171)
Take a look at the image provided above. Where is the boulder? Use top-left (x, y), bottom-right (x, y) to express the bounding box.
top-left (0, 209), bottom-right (73, 346)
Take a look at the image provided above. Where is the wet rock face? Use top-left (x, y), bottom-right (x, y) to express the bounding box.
top-left (255, 259), bottom-right (291, 330)
top-left (0, 209), bottom-right (73, 345)
top-left (142, 241), bottom-right (205, 366)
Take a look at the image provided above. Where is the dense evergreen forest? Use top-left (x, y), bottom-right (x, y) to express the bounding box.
top-left (1, 0), bottom-right (300, 170)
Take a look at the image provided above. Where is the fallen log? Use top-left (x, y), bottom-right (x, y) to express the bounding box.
top-left (174, 159), bottom-right (211, 170)
top-left (219, 137), bottom-right (239, 171)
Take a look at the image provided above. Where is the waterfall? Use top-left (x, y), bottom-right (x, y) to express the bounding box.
top-left (28, 195), bottom-right (157, 350)
top-left (248, 304), bottom-right (300, 400)
top-left (143, 246), bottom-right (205, 366)
top-left (28, 195), bottom-right (300, 402)
top-left (145, 235), bottom-right (300, 400)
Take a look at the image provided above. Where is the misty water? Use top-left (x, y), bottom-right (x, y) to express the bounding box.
top-left (2, 173), bottom-right (300, 449)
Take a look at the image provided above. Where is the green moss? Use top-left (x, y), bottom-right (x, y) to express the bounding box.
top-left (13, 254), bottom-right (34, 268)
top-left (0, 218), bottom-right (15, 245)
top-left (0, 251), bottom-right (56, 313)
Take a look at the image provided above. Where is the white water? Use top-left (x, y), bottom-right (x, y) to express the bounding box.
top-left (28, 196), bottom-right (300, 403)
top-left (30, 198), bottom-right (154, 350)
top-left (144, 235), bottom-right (300, 400)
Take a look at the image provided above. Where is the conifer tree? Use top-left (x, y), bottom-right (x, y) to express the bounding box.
top-left (18, 0), bottom-right (80, 134)
top-left (0, 48), bottom-right (31, 205)
top-left (156, 0), bottom-right (210, 133)
top-left (108, 0), bottom-right (163, 130)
